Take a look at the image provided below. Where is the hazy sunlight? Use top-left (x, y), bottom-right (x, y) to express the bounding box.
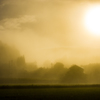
top-left (85, 5), bottom-right (100, 35)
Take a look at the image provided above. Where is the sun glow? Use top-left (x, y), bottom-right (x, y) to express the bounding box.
top-left (85, 6), bottom-right (100, 35)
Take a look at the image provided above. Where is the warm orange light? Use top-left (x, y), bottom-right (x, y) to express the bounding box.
top-left (84, 5), bottom-right (100, 35)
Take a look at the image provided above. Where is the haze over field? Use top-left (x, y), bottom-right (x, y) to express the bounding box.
top-left (1, 0), bottom-right (100, 84)
top-left (0, 0), bottom-right (100, 66)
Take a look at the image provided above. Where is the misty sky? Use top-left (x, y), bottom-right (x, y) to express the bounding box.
top-left (0, 0), bottom-right (100, 66)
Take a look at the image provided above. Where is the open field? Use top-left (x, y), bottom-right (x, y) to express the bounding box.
top-left (0, 85), bottom-right (100, 100)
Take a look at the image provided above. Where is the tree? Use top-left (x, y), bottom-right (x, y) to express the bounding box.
top-left (44, 62), bottom-right (66, 79)
top-left (61, 65), bottom-right (87, 84)
top-left (16, 56), bottom-right (26, 67)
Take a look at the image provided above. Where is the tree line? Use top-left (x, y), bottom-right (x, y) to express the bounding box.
top-left (0, 40), bottom-right (100, 84)
top-left (0, 56), bottom-right (100, 84)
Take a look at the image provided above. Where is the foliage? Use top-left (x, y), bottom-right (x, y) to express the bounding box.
top-left (0, 41), bottom-right (100, 84)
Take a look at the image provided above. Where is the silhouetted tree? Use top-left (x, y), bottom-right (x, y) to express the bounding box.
top-left (0, 41), bottom-right (20, 64)
top-left (26, 62), bottom-right (37, 72)
top-left (61, 65), bottom-right (87, 84)
top-left (53, 62), bottom-right (64, 69)
top-left (43, 62), bottom-right (67, 79)
top-left (31, 67), bottom-right (47, 78)
top-left (83, 63), bottom-right (100, 83)
top-left (87, 64), bottom-right (100, 83)
top-left (16, 56), bottom-right (26, 67)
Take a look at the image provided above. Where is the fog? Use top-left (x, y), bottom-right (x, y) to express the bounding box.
top-left (0, 0), bottom-right (100, 66)
top-left (0, 0), bottom-right (100, 84)
top-left (0, 41), bottom-right (100, 84)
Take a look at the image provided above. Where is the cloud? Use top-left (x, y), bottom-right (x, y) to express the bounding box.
top-left (0, 15), bottom-right (36, 30)
top-left (0, 25), bottom-right (4, 30)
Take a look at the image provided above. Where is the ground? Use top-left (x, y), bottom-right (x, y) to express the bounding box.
top-left (0, 85), bottom-right (100, 100)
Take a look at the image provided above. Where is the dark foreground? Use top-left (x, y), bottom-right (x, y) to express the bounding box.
top-left (0, 85), bottom-right (100, 100)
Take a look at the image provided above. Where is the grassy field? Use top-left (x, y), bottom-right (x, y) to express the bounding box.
top-left (0, 85), bottom-right (100, 100)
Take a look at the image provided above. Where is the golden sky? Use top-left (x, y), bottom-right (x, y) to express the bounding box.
top-left (0, 0), bottom-right (100, 66)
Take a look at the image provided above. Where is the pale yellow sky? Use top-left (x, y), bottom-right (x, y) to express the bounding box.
top-left (0, 0), bottom-right (100, 66)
